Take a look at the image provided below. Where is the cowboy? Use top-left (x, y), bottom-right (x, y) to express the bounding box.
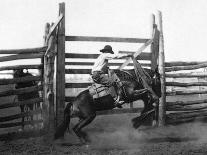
top-left (91, 45), bottom-right (130, 107)
top-left (91, 45), bottom-right (129, 86)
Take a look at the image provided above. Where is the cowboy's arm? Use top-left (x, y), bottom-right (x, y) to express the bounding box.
top-left (105, 53), bottom-right (130, 59)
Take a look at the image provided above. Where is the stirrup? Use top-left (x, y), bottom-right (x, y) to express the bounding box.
top-left (114, 96), bottom-right (124, 108)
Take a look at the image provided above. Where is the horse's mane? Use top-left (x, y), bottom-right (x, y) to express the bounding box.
top-left (113, 69), bottom-right (137, 82)
top-left (114, 68), bottom-right (156, 82)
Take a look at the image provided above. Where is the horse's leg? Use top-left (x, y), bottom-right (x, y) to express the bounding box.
top-left (131, 93), bottom-right (154, 128)
top-left (73, 113), bottom-right (96, 142)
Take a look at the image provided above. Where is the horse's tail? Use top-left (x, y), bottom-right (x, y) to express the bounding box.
top-left (54, 102), bottom-right (72, 139)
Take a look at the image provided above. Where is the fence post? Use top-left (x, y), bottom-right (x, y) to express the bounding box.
top-left (56, 2), bottom-right (65, 127)
top-left (42, 23), bottom-right (50, 133)
top-left (158, 11), bottom-right (166, 126)
top-left (43, 28), bottom-right (56, 142)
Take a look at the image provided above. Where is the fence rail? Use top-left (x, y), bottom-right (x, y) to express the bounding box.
top-left (0, 98), bottom-right (43, 109)
top-left (0, 85), bottom-right (42, 97)
top-left (0, 76), bottom-right (42, 85)
top-left (66, 36), bottom-right (150, 43)
top-left (0, 46), bottom-right (47, 54)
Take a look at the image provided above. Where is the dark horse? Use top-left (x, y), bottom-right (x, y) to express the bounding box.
top-left (14, 69), bottom-right (40, 129)
top-left (55, 68), bottom-right (161, 142)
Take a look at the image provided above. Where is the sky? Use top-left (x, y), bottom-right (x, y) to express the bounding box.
top-left (0, 0), bottom-right (207, 63)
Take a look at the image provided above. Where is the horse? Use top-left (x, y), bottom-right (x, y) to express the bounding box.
top-left (13, 69), bottom-right (40, 129)
top-left (54, 68), bottom-right (161, 142)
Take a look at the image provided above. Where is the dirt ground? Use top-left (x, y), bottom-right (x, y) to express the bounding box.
top-left (1, 114), bottom-right (207, 155)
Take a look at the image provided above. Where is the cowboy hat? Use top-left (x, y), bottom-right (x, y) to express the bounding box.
top-left (100, 45), bottom-right (114, 54)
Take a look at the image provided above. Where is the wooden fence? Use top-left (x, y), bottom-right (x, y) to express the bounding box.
top-left (159, 60), bottom-right (207, 125)
top-left (0, 46), bottom-right (45, 140)
top-left (0, 4), bottom-right (64, 140)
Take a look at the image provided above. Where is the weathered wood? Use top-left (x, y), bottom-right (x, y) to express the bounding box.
top-left (166, 82), bottom-right (207, 87)
top-left (119, 39), bottom-right (153, 70)
top-left (167, 110), bottom-right (207, 119)
top-left (165, 61), bottom-right (207, 67)
top-left (43, 34), bottom-right (56, 133)
top-left (0, 64), bottom-right (43, 71)
top-left (166, 115), bottom-right (207, 125)
top-left (0, 120), bottom-right (43, 128)
top-left (65, 83), bottom-right (91, 88)
top-left (165, 63), bottom-right (207, 72)
top-left (0, 85), bottom-right (42, 97)
top-left (65, 69), bottom-right (91, 74)
top-left (150, 14), bottom-right (160, 70)
top-left (167, 99), bottom-right (207, 106)
top-left (166, 73), bottom-right (207, 78)
top-left (47, 14), bottom-right (64, 40)
top-left (65, 61), bottom-right (151, 67)
top-left (0, 109), bottom-right (42, 122)
top-left (0, 47), bottom-right (47, 54)
top-left (0, 98), bottom-right (43, 109)
top-left (56, 2), bottom-right (65, 127)
top-left (166, 90), bottom-right (207, 96)
top-left (0, 53), bottom-right (44, 62)
top-left (158, 11), bottom-right (166, 126)
top-left (0, 76), bottom-right (42, 85)
top-left (167, 104), bottom-right (207, 111)
top-left (65, 52), bottom-right (151, 60)
top-left (66, 35), bottom-right (150, 43)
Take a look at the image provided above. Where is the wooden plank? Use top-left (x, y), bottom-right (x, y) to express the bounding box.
top-left (119, 39), bottom-right (153, 70)
top-left (0, 85), bottom-right (42, 97)
top-left (66, 36), bottom-right (150, 43)
top-left (47, 14), bottom-right (64, 39)
top-left (0, 109), bottom-right (42, 122)
top-left (56, 2), bottom-right (65, 127)
top-left (65, 83), bottom-right (91, 88)
top-left (166, 90), bottom-right (207, 96)
top-left (0, 53), bottom-right (44, 62)
top-left (167, 99), bottom-right (207, 106)
top-left (165, 63), bottom-right (207, 72)
top-left (166, 82), bottom-right (207, 87)
top-left (65, 61), bottom-right (151, 67)
top-left (165, 61), bottom-right (207, 67)
top-left (0, 64), bottom-right (43, 71)
top-left (0, 76), bottom-right (42, 85)
top-left (150, 14), bottom-right (160, 70)
top-left (0, 120), bottom-right (43, 128)
top-left (65, 69), bottom-right (91, 74)
top-left (167, 104), bottom-right (207, 111)
top-left (158, 11), bottom-right (166, 126)
top-left (0, 98), bottom-right (43, 109)
top-left (65, 52), bottom-right (151, 60)
top-left (0, 47), bottom-right (47, 54)
top-left (166, 115), bottom-right (207, 125)
top-left (167, 110), bottom-right (207, 119)
top-left (166, 73), bottom-right (207, 78)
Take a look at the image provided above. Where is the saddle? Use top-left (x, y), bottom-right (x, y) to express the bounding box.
top-left (89, 70), bottom-right (122, 101)
top-left (88, 83), bottom-right (117, 99)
